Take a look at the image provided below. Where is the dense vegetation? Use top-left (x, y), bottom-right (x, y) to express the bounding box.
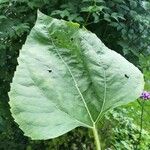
top-left (0, 0), bottom-right (150, 149)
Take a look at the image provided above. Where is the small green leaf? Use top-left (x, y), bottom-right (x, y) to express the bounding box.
top-left (9, 11), bottom-right (144, 140)
top-left (111, 12), bottom-right (125, 22)
top-left (130, 1), bottom-right (137, 8)
top-left (142, 1), bottom-right (150, 10)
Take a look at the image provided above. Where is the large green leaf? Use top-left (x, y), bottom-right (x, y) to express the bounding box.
top-left (9, 11), bottom-right (144, 140)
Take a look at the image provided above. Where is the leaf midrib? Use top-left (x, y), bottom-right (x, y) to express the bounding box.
top-left (50, 37), bottom-right (95, 125)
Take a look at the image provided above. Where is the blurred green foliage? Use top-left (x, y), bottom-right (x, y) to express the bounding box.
top-left (101, 107), bottom-right (150, 150)
top-left (0, 0), bottom-right (150, 149)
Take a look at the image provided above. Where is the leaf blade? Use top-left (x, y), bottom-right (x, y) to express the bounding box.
top-left (9, 11), bottom-right (144, 139)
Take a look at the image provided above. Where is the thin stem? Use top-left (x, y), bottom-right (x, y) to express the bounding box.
top-left (92, 124), bottom-right (101, 150)
top-left (84, 0), bottom-right (97, 27)
top-left (138, 101), bottom-right (144, 144)
top-left (135, 100), bottom-right (144, 149)
top-left (84, 12), bottom-right (91, 26)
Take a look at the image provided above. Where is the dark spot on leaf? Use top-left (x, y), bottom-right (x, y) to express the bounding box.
top-left (48, 69), bottom-right (52, 73)
top-left (70, 38), bottom-right (73, 41)
top-left (125, 74), bottom-right (129, 78)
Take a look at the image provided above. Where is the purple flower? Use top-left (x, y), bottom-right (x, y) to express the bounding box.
top-left (140, 91), bottom-right (150, 100)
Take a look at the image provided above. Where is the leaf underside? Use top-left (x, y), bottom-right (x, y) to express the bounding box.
top-left (9, 11), bottom-right (144, 140)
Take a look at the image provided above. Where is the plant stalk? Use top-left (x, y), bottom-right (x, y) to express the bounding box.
top-left (92, 124), bottom-right (101, 150)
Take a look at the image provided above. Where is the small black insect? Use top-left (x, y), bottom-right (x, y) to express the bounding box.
top-left (125, 74), bottom-right (129, 78)
top-left (48, 69), bottom-right (52, 73)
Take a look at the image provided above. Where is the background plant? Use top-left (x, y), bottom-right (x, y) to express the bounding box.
top-left (0, 0), bottom-right (150, 149)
